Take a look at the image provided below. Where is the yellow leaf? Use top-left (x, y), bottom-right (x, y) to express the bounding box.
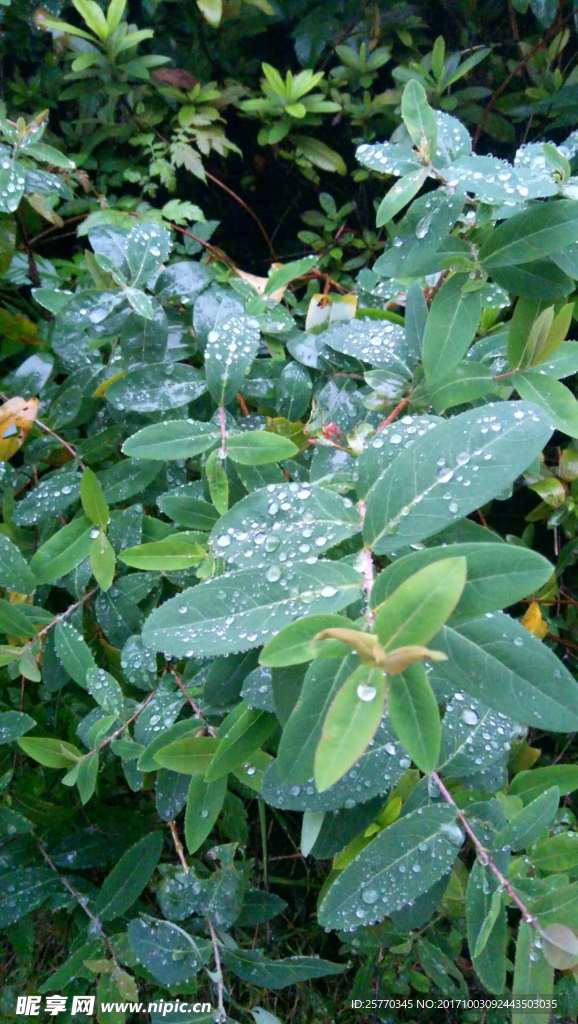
top-left (0, 396), bottom-right (39, 461)
top-left (520, 600), bottom-right (548, 639)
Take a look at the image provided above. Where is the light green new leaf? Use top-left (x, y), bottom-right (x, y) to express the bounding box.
top-left (422, 274), bottom-right (481, 384)
top-left (226, 431), bottom-right (298, 465)
top-left (512, 920), bottom-right (553, 1024)
top-left (374, 556), bottom-right (466, 649)
top-left (318, 805), bottom-right (459, 930)
top-left (401, 80), bottom-right (437, 155)
top-left (80, 468), bottom-right (109, 528)
top-left (314, 666), bottom-right (387, 792)
top-left (90, 531), bottom-right (115, 591)
top-left (264, 255), bottom-right (318, 295)
top-left (496, 787), bottom-right (559, 851)
top-left (184, 775), bottom-right (227, 853)
top-left (363, 402), bottom-right (552, 555)
top-left (514, 371), bottom-right (578, 436)
top-left (94, 833), bottom-right (163, 922)
top-left (142, 560), bottom-right (362, 658)
top-left (511, 764), bottom-right (578, 805)
top-left (205, 704), bottom-right (276, 782)
top-left (18, 736), bottom-right (81, 768)
top-left (260, 613), bottom-right (357, 666)
top-left (119, 533), bottom-right (206, 570)
top-left (153, 737), bottom-right (219, 774)
top-left (376, 168), bottom-right (428, 227)
top-left (388, 663), bottom-right (441, 773)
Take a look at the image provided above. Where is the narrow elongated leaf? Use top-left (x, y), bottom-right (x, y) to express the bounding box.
top-left (511, 764), bottom-right (578, 804)
top-left (364, 402), bottom-right (552, 554)
top-left (142, 560), bottom-right (362, 658)
top-left (29, 516), bottom-right (93, 585)
top-left (376, 168), bottom-right (428, 227)
top-left (388, 664), bottom-right (441, 773)
top-left (18, 736), bottom-right (81, 768)
top-left (514, 371), bottom-right (578, 436)
top-left (466, 861), bottom-right (507, 994)
top-left (371, 543), bottom-right (552, 623)
top-left (226, 431), bottom-right (298, 465)
top-left (374, 557), bottom-right (466, 649)
top-left (205, 704), bottom-right (276, 782)
top-left (80, 467), bottom-right (109, 528)
top-left (223, 948), bottom-right (346, 989)
top-left (119, 533), bottom-right (206, 570)
top-left (153, 737), bottom-right (219, 774)
top-left (318, 805), bottom-right (460, 929)
top-left (184, 775), bottom-right (227, 853)
top-left (496, 787), bottom-right (559, 850)
top-left (54, 621), bottom-right (97, 685)
top-left (512, 920), bottom-right (553, 1024)
top-left (94, 832), bottom-right (163, 921)
top-left (401, 80), bottom-right (437, 155)
top-left (314, 666), bottom-right (387, 791)
top-left (434, 613), bottom-right (578, 731)
top-left (422, 275), bottom-right (481, 384)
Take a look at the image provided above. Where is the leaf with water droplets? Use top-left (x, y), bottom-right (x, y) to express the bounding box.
top-left (314, 665), bottom-right (387, 792)
top-left (466, 860), bottom-right (508, 993)
top-left (128, 915), bottom-right (209, 985)
top-left (0, 534), bottom-right (36, 593)
top-left (184, 775), bottom-right (227, 853)
top-left (205, 703), bottom-right (276, 782)
top-left (363, 402), bottom-right (553, 555)
top-left (388, 664), bottom-right (441, 773)
top-left (227, 430), bottom-right (298, 465)
top-left (434, 612), bottom-right (578, 731)
top-left (480, 200), bottom-right (578, 268)
top-left (205, 312), bottom-right (261, 406)
top-left (318, 805), bottom-right (459, 930)
top-left (210, 482), bottom-right (360, 570)
top-left (322, 319), bottom-right (412, 374)
top-left (0, 867), bottom-right (59, 928)
top-left (119, 533), bottom-right (206, 570)
top-left (222, 948), bottom-right (347, 989)
top-left (123, 419), bottom-right (220, 460)
top-left (513, 920), bottom-right (553, 1022)
top-left (439, 694), bottom-right (520, 780)
top-left (0, 161), bottom-right (26, 213)
top-left (142, 560), bottom-right (362, 659)
top-left (54, 620), bottom-right (97, 686)
top-left (496, 787), bottom-right (559, 851)
top-left (422, 274), bottom-right (481, 385)
top-left (13, 469), bottom-right (81, 526)
top-left (126, 222), bottom-right (171, 289)
top-left (0, 710), bottom-right (35, 745)
top-left (106, 363), bottom-right (206, 413)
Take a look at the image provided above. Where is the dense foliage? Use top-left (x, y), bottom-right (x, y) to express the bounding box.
top-left (4, 2), bottom-right (578, 1022)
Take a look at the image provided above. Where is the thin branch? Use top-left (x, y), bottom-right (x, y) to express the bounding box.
top-left (34, 588), bottom-right (98, 643)
top-left (376, 395), bottom-right (411, 432)
top-left (168, 820), bottom-right (189, 873)
top-left (94, 690), bottom-right (157, 754)
top-left (207, 917), bottom-right (227, 1024)
top-left (206, 169), bottom-right (275, 258)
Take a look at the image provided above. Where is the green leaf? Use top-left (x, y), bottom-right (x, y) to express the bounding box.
top-left (205, 704), bottom-right (276, 782)
top-left (205, 313), bottom-right (261, 406)
top-left (314, 666), bottom-right (387, 791)
top-left (0, 710), bottom-right (35, 745)
top-left (107, 363), bottom-right (206, 413)
top-left (374, 556), bottom-right (466, 650)
top-left (511, 764), bottom-right (578, 804)
top-left (496, 787), bottom-right (560, 850)
top-left (466, 861), bottom-right (507, 993)
top-left (205, 448), bottom-right (229, 515)
top-left (512, 920), bottom-right (553, 1024)
top-left (127, 916), bottom-right (209, 985)
top-left (227, 431), bottom-right (298, 465)
top-left (0, 534), bottom-right (36, 593)
top-left (401, 80), bottom-right (437, 156)
top-left (122, 420), bottom-right (220, 460)
top-left (17, 736), bottom-right (81, 768)
top-left (434, 613), bottom-right (578, 731)
top-left (142, 560), bottom-right (362, 658)
top-left (532, 832), bottom-right (578, 872)
top-left (85, 667), bottom-right (124, 716)
top-left (429, 360), bottom-right (498, 413)
top-left (125, 221), bottom-right (171, 289)
top-left (480, 200), bottom-right (578, 268)
top-left (513, 371), bottom-right (578, 435)
top-left (363, 402), bottom-right (553, 555)
top-left (264, 256), bottom-right (318, 295)
top-left (260, 613), bottom-right (357, 667)
top-left (54, 620), bottom-right (97, 686)
top-left (80, 468), bottom-right (109, 528)
top-left (153, 737), bottom-right (219, 775)
top-left (184, 775), bottom-right (227, 853)
top-left (76, 752), bottom-right (99, 804)
top-left (528, 882), bottom-right (578, 928)
top-left (422, 274), bottom-right (481, 384)
top-left (0, 163), bottom-right (26, 213)
top-left (388, 664), bottom-right (441, 773)
top-left (29, 516), bottom-right (94, 585)
top-left (293, 135), bottom-right (346, 174)
top-left (318, 805), bottom-right (460, 929)
top-left (222, 948), bottom-right (347, 989)
top-left (90, 531), bottom-right (116, 591)
top-left (210, 482), bottom-right (360, 570)
top-left (119, 533), bottom-right (206, 570)
top-left (376, 168), bottom-right (428, 227)
top-left (371, 543), bottom-right (552, 624)
top-left (94, 832), bottom-right (163, 921)
top-left (0, 868), bottom-right (58, 928)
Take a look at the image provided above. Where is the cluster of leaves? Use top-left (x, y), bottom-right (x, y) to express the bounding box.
top-left (3, 3), bottom-right (578, 1024)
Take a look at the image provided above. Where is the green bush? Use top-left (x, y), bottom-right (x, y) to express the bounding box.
top-left (2, 3), bottom-right (578, 1022)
